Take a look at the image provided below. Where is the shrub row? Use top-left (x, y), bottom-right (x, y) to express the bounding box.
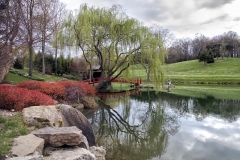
top-left (17, 81), bottom-right (65, 100)
top-left (0, 85), bottom-right (54, 111)
top-left (9, 69), bottom-right (44, 81)
top-left (17, 81), bottom-right (96, 104)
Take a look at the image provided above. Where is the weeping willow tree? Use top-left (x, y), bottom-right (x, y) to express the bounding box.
top-left (62, 4), bottom-right (166, 91)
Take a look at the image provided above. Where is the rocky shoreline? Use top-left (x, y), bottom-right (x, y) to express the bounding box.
top-left (3, 105), bottom-right (106, 160)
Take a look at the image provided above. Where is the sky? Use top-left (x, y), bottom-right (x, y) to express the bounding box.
top-left (59, 0), bottom-right (240, 39)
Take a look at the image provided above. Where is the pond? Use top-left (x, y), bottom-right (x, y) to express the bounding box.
top-left (83, 89), bottom-right (240, 160)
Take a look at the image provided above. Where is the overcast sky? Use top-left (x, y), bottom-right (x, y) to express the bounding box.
top-left (59, 0), bottom-right (240, 39)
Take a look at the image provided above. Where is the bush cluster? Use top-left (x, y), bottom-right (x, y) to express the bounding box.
top-left (17, 80), bottom-right (96, 104)
top-left (17, 81), bottom-right (65, 100)
top-left (9, 69), bottom-right (44, 81)
top-left (0, 85), bottom-right (54, 111)
top-left (59, 81), bottom-right (96, 96)
top-left (59, 81), bottom-right (96, 104)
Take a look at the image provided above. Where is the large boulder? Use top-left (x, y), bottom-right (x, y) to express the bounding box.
top-left (22, 106), bottom-right (67, 128)
top-left (32, 126), bottom-right (83, 147)
top-left (44, 147), bottom-right (96, 160)
top-left (11, 134), bottom-right (44, 157)
top-left (90, 146), bottom-right (106, 160)
top-left (60, 104), bottom-right (96, 146)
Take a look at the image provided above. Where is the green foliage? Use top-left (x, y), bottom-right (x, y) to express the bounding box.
top-left (198, 49), bottom-right (215, 65)
top-left (34, 52), bottom-right (55, 75)
top-left (13, 57), bottom-right (25, 69)
top-left (56, 54), bottom-right (73, 76)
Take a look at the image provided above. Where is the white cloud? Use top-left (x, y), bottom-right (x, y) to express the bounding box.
top-left (59, 0), bottom-right (240, 39)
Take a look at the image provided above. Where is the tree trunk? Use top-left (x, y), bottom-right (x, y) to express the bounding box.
top-left (42, 33), bottom-right (46, 75)
top-left (0, 48), bottom-right (13, 83)
top-left (95, 79), bottom-right (112, 91)
top-left (204, 61), bottom-right (207, 67)
top-left (28, 45), bottom-right (33, 77)
top-left (54, 46), bottom-right (58, 75)
top-left (146, 65), bottom-right (151, 82)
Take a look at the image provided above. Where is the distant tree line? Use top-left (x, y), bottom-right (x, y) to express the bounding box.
top-left (166, 31), bottom-right (240, 64)
top-left (13, 52), bottom-right (87, 79)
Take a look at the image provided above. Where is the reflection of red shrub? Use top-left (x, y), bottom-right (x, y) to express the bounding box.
top-left (0, 85), bottom-right (54, 111)
top-left (18, 81), bottom-right (65, 100)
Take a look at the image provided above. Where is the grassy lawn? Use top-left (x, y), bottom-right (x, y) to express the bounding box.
top-left (165, 58), bottom-right (240, 84)
top-left (0, 114), bottom-right (32, 157)
top-left (117, 58), bottom-right (240, 84)
top-left (5, 68), bottom-right (64, 84)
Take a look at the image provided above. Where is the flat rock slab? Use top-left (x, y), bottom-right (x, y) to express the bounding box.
top-left (11, 134), bottom-right (44, 157)
top-left (32, 126), bottom-right (82, 147)
top-left (44, 147), bottom-right (96, 160)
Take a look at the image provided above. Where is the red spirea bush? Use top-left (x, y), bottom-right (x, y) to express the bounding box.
top-left (17, 80), bottom-right (95, 104)
top-left (0, 85), bottom-right (54, 111)
top-left (58, 81), bottom-right (96, 104)
top-left (58, 81), bottom-right (96, 96)
top-left (17, 81), bottom-right (65, 100)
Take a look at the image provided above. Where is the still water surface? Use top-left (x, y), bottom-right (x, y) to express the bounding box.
top-left (83, 90), bottom-right (240, 160)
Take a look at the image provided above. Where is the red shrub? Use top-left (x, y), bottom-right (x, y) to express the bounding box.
top-left (58, 81), bottom-right (96, 104)
top-left (18, 81), bottom-right (65, 101)
top-left (0, 85), bottom-right (54, 111)
top-left (17, 80), bottom-right (95, 104)
top-left (58, 81), bottom-right (96, 96)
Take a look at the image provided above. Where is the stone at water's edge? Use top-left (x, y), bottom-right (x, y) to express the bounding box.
top-left (43, 147), bottom-right (96, 160)
top-left (22, 105), bottom-right (67, 128)
top-left (79, 135), bottom-right (90, 150)
top-left (80, 96), bottom-right (97, 109)
top-left (11, 134), bottom-right (44, 157)
top-left (32, 126), bottom-right (83, 147)
top-left (90, 146), bottom-right (106, 160)
top-left (60, 104), bottom-right (96, 146)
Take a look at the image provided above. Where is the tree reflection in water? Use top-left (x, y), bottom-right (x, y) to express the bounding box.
top-left (84, 90), bottom-right (180, 160)
top-left (83, 90), bottom-right (240, 160)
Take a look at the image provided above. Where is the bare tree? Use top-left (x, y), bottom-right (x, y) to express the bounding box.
top-left (37, 0), bottom-right (65, 75)
top-left (20, 0), bottom-right (40, 77)
top-left (50, 0), bottom-right (66, 75)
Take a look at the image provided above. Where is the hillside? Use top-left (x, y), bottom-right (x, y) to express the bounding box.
top-left (165, 58), bottom-right (240, 84)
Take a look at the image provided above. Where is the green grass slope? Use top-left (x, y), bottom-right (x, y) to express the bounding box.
top-left (5, 68), bottom-right (63, 84)
top-left (165, 58), bottom-right (240, 84)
